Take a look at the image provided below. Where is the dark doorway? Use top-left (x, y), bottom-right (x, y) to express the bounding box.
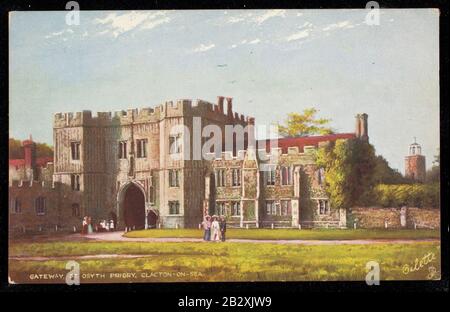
top-left (123, 184), bottom-right (145, 230)
top-left (147, 210), bottom-right (158, 229)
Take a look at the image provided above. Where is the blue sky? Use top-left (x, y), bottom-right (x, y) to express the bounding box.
top-left (9, 9), bottom-right (439, 172)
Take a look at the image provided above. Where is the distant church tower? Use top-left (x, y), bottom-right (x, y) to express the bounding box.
top-left (405, 138), bottom-right (426, 183)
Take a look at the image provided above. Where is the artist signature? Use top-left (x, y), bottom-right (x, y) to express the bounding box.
top-left (402, 252), bottom-right (439, 279)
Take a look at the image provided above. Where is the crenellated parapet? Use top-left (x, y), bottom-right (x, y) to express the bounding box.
top-left (54, 97), bottom-right (254, 128)
top-left (206, 144), bottom-right (319, 167)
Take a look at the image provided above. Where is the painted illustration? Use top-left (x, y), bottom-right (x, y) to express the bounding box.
top-left (8, 9), bottom-right (440, 284)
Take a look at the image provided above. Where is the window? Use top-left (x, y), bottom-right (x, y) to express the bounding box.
top-left (169, 135), bottom-right (182, 154)
top-left (118, 141), bottom-right (127, 159)
top-left (35, 197), bottom-right (46, 216)
top-left (215, 169), bottom-right (226, 187)
top-left (71, 142), bottom-right (81, 160)
top-left (266, 201), bottom-right (277, 215)
top-left (71, 174), bottom-right (80, 191)
top-left (318, 200), bottom-right (330, 215)
top-left (232, 168), bottom-right (241, 186)
top-left (231, 202), bottom-right (241, 216)
top-left (169, 201), bottom-right (180, 215)
top-left (266, 167), bottom-right (276, 186)
top-left (281, 200), bottom-right (291, 215)
top-left (281, 166), bottom-right (292, 185)
top-left (215, 202), bottom-right (226, 216)
top-left (10, 198), bottom-right (21, 214)
top-left (317, 168), bottom-right (325, 186)
top-left (169, 169), bottom-right (180, 187)
top-left (136, 139), bottom-right (148, 158)
top-left (72, 203), bottom-right (80, 217)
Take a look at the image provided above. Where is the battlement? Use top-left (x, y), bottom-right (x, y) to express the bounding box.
top-left (206, 144), bottom-right (319, 163)
top-left (54, 97), bottom-right (254, 128)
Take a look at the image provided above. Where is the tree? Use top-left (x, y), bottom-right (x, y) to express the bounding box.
top-left (9, 137), bottom-right (53, 159)
top-left (316, 139), bottom-right (377, 209)
top-left (373, 155), bottom-right (409, 184)
top-left (277, 108), bottom-right (333, 137)
top-left (426, 149), bottom-right (440, 184)
top-left (36, 142), bottom-right (53, 158)
top-left (9, 138), bottom-right (23, 159)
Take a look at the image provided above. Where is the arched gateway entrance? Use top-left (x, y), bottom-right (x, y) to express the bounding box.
top-left (122, 183), bottom-right (146, 230)
top-left (119, 182), bottom-right (158, 230)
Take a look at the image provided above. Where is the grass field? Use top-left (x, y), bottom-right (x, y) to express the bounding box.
top-left (9, 240), bottom-right (441, 283)
top-left (124, 228), bottom-right (440, 240)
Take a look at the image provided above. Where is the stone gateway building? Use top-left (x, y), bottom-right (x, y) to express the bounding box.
top-left (9, 96), bottom-right (370, 233)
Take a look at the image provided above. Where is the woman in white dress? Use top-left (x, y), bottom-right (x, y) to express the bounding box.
top-left (210, 216), bottom-right (221, 242)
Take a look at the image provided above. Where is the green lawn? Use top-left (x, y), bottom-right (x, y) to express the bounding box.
top-left (123, 228), bottom-right (440, 240)
top-left (9, 240), bottom-right (441, 283)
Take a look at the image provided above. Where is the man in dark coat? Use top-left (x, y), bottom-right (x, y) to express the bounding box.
top-left (219, 215), bottom-right (227, 242)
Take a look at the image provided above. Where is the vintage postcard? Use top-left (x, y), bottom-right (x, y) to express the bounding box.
top-left (7, 8), bottom-right (441, 286)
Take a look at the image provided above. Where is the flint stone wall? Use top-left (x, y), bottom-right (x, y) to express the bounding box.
top-left (351, 207), bottom-right (440, 229)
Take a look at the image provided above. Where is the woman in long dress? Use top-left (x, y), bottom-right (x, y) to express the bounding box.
top-left (87, 216), bottom-right (93, 234)
top-left (210, 216), bottom-right (221, 242)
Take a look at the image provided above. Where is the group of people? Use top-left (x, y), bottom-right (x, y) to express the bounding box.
top-left (202, 215), bottom-right (227, 242)
top-left (81, 216), bottom-right (115, 234)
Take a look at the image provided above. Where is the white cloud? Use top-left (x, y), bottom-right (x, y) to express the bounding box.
top-left (253, 9), bottom-right (286, 25)
top-left (141, 16), bottom-right (171, 30)
top-left (299, 21), bottom-right (313, 29)
top-left (227, 15), bottom-right (247, 24)
top-left (322, 20), bottom-right (353, 31)
top-left (248, 38), bottom-right (261, 44)
top-left (285, 29), bottom-right (310, 42)
top-left (230, 44), bottom-right (238, 49)
top-left (296, 12), bottom-right (303, 17)
top-left (94, 11), bottom-right (171, 37)
top-left (45, 29), bottom-right (69, 39)
top-left (225, 10), bottom-right (285, 25)
top-left (191, 43), bottom-right (216, 53)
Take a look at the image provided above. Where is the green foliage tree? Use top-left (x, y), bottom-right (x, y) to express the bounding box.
top-left (36, 142), bottom-right (53, 158)
top-left (9, 138), bottom-right (23, 159)
top-left (277, 108), bottom-right (333, 137)
top-left (9, 137), bottom-right (53, 159)
top-left (426, 149), bottom-right (440, 184)
top-left (316, 139), bottom-right (377, 209)
top-left (374, 184), bottom-right (439, 208)
top-left (373, 155), bottom-right (409, 184)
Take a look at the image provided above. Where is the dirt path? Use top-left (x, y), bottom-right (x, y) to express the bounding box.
top-left (68, 231), bottom-right (439, 245)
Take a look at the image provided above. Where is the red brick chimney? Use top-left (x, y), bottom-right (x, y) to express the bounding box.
top-left (217, 96), bottom-right (224, 113)
top-left (23, 135), bottom-right (36, 169)
top-left (226, 97), bottom-right (233, 117)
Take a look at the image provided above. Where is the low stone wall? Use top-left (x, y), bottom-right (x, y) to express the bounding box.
top-left (350, 207), bottom-right (440, 229)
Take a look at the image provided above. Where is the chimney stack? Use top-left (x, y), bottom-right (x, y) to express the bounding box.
top-left (23, 135), bottom-right (36, 169)
top-left (355, 113), bottom-right (369, 142)
top-left (355, 114), bottom-right (361, 138)
top-left (226, 97), bottom-right (233, 117)
top-left (360, 113), bottom-right (368, 141)
top-left (217, 96), bottom-right (224, 113)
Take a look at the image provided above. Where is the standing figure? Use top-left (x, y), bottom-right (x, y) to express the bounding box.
top-left (87, 216), bottom-right (93, 234)
top-left (202, 215), bottom-right (211, 241)
top-left (109, 219), bottom-right (115, 231)
top-left (82, 216), bottom-right (88, 235)
top-left (210, 216), bottom-right (221, 242)
top-left (219, 215), bottom-right (227, 242)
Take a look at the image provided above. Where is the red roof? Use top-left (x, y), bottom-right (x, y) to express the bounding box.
top-left (9, 156), bottom-right (53, 168)
top-left (258, 133), bottom-right (356, 153)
